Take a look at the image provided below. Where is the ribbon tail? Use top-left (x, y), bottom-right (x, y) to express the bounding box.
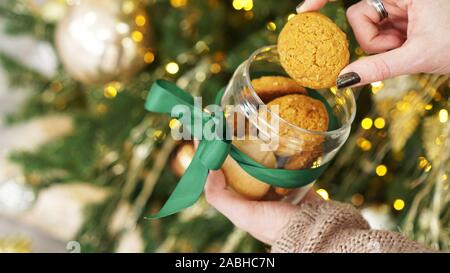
top-left (145, 154), bottom-right (209, 219)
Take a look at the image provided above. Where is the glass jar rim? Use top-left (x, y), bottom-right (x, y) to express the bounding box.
top-left (243, 45), bottom-right (357, 137)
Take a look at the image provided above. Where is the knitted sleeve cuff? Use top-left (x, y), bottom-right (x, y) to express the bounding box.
top-left (271, 199), bottom-right (370, 253)
top-left (271, 199), bottom-right (433, 253)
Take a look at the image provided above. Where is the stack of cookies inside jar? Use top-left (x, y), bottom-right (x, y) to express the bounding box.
top-left (220, 12), bottom-right (353, 201)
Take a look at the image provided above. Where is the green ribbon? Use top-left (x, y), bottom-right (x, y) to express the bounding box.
top-left (145, 80), bottom-right (336, 219)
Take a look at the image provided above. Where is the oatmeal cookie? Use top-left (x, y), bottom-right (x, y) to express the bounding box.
top-left (250, 76), bottom-right (306, 103)
top-left (278, 12), bottom-right (349, 89)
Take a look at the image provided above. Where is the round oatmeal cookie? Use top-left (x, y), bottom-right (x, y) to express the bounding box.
top-left (222, 138), bottom-right (276, 200)
top-left (277, 12), bottom-right (349, 89)
top-left (267, 94), bottom-right (329, 134)
top-left (266, 94), bottom-right (328, 167)
top-left (250, 76), bottom-right (306, 103)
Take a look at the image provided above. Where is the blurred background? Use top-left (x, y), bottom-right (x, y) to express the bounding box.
top-left (0, 0), bottom-right (448, 253)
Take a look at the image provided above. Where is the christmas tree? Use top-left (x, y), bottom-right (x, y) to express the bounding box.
top-left (0, 0), bottom-right (448, 252)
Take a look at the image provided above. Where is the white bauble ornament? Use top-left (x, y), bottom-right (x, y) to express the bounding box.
top-left (55, 0), bottom-right (151, 85)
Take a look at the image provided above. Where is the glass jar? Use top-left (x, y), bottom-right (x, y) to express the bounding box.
top-left (220, 45), bottom-right (356, 203)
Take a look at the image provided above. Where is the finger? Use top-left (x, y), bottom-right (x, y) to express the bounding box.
top-left (204, 171), bottom-right (297, 244)
top-left (337, 44), bottom-right (422, 88)
top-left (380, 18), bottom-right (408, 34)
top-left (204, 170), bottom-right (260, 228)
top-left (296, 0), bottom-right (328, 13)
top-left (347, 1), bottom-right (405, 54)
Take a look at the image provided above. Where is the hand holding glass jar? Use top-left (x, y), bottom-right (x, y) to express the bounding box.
top-left (201, 44), bottom-right (356, 244)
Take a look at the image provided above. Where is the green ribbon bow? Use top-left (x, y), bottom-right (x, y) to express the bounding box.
top-left (145, 80), bottom-right (337, 219)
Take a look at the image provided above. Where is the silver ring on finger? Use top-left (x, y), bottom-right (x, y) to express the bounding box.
top-left (369, 0), bottom-right (389, 21)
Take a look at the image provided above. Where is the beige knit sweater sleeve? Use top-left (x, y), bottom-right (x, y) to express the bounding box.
top-left (271, 199), bottom-right (432, 253)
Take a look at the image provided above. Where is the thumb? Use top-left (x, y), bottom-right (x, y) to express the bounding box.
top-left (336, 45), bottom-right (422, 88)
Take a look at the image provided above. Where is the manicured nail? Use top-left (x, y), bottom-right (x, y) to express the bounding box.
top-left (336, 72), bottom-right (361, 89)
top-left (296, 1), bottom-right (306, 13)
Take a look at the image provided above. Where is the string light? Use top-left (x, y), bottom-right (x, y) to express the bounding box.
top-left (135, 15), bottom-right (146, 26)
top-left (166, 62), bottom-right (180, 74)
top-left (195, 40), bottom-right (209, 53)
top-left (351, 194), bottom-right (364, 206)
top-left (393, 199), bottom-right (405, 211)
top-left (195, 71), bottom-right (206, 82)
top-left (424, 104), bottom-right (433, 111)
top-left (243, 0), bottom-right (253, 11)
top-left (329, 86), bottom-right (338, 94)
top-left (311, 159), bottom-right (322, 169)
top-left (371, 81), bottom-right (384, 94)
top-left (170, 0), bottom-right (188, 8)
top-left (144, 51), bottom-right (155, 64)
top-left (153, 130), bottom-right (166, 141)
top-left (116, 22), bottom-right (130, 34)
top-left (104, 87), bottom-right (117, 99)
top-left (232, 0), bottom-right (243, 10)
top-left (374, 117), bottom-right (386, 129)
top-left (169, 118), bottom-right (182, 129)
top-left (316, 189), bottom-right (329, 200)
top-left (376, 165), bottom-right (388, 177)
top-left (287, 13), bottom-right (296, 21)
top-left (131, 31), bottom-right (143, 42)
top-left (210, 63), bottom-right (222, 74)
top-left (104, 82), bottom-right (121, 99)
top-left (122, 0), bottom-right (135, 14)
top-left (418, 157), bottom-right (432, 172)
top-left (439, 109), bottom-right (448, 123)
top-left (357, 137), bottom-right (372, 151)
top-left (232, 0), bottom-right (253, 11)
top-left (266, 21), bottom-right (277, 31)
top-left (361, 117), bottom-right (373, 130)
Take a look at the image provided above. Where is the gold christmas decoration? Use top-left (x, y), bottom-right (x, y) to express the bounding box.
top-left (403, 100), bottom-right (449, 248)
top-left (422, 114), bottom-right (448, 164)
top-left (373, 75), bottom-right (447, 152)
top-left (55, 0), bottom-right (152, 85)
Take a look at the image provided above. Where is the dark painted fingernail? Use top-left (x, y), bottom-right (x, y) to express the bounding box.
top-left (296, 1), bottom-right (305, 13)
top-left (336, 72), bottom-right (361, 89)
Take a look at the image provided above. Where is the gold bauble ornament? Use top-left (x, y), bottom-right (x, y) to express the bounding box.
top-left (55, 0), bottom-right (152, 85)
top-left (170, 142), bottom-right (195, 177)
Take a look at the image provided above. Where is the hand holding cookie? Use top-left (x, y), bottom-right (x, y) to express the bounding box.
top-left (297, 0), bottom-right (450, 88)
